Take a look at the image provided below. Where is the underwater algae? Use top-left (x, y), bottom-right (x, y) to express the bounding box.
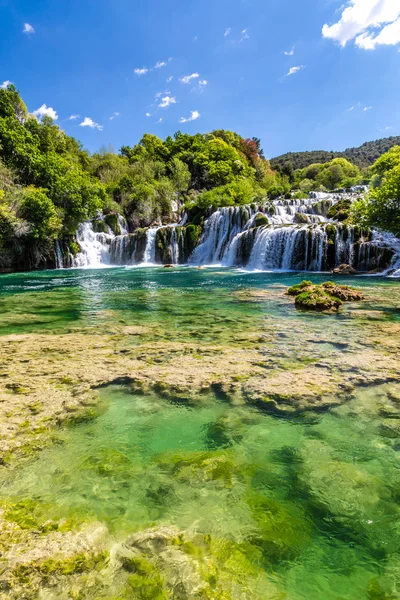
top-left (0, 267), bottom-right (399, 598)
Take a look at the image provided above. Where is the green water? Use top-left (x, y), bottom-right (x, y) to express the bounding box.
top-left (1, 267), bottom-right (400, 598)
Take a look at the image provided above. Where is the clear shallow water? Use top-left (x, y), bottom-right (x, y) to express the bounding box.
top-left (2, 384), bottom-right (400, 599)
top-left (0, 267), bottom-right (400, 598)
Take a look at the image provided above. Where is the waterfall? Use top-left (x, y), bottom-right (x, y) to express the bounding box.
top-left (142, 228), bottom-right (159, 264)
top-left (54, 240), bottom-right (63, 269)
top-left (118, 215), bottom-right (128, 235)
top-left (191, 206), bottom-right (254, 265)
top-left (73, 222), bottom-right (115, 268)
top-left (246, 225), bottom-right (327, 271)
top-left (170, 227), bottom-right (179, 264)
top-left (62, 195), bottom-right (400, 275)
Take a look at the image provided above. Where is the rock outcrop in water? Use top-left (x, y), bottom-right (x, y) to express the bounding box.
top-left (287, 280), bottom-right (364, 311)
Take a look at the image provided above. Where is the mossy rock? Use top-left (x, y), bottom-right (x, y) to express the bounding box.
top-left (286, 280), bottom-right (364, 311)
top-left (254, 213), bottom-right (269, 228)
top-left (286, 280), bottom-right (313, 296)
top-left (104, 213), bottom-right (121, 236)
top-left (326, 199), bottom-right (351, 222)
top-left (321, 281), bottom-right (364, 301)
top-left (92, 219), bottom-right (108, 234)
top-left (293, 212), bottom-right (309, 224)
top-left (295, 289), bottom-right (342, 311)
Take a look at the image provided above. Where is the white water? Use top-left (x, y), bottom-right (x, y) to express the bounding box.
top-left (54, 240), bottom-right (63, 269)
top-left (142, 228), bottom-right (159, 264)
top-left (67, 195), bottom-right (400, 275)
top-left (74, 222), bottom-right (115, 268)
top-left (118, 215), bottom-right (128, 235)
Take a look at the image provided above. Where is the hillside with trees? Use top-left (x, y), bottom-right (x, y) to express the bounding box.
top-left (271, 136), bottom-right (400, 178)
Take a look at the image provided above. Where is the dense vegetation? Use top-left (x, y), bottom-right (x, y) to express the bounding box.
top-left (271, 136), bottom-right (400, 178)
top-left (0, 84), bottom-right (399, 270)
top-left (352, 146), bottom-right (400, 235)
top-left (0, 85), bottom-right (287, 269)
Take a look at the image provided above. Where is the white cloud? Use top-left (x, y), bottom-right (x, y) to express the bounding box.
top-left (109, 112), bottom-right (120, 120)
top-left (380, 125), bottom-right (392, 132)
top-left (155, 61), bottom-right (166, 69)
top-left (240, 29), bottom-right (249, 41)
top-left (79, 117), bottom-right (103, 131)
top-left (155, 90), bottom-right (170, 99)
top-left (322, 0), bottom-right (400, 50)
top-left (284, 46), bottom-right (294, 55)
top-left (199, 79), bottom-right (208, 86)
top-left (134, 67), bottom-right (148, 76)
top-left (224, 27), bottom-right (231, 37)
top-left (68, 114), bottom-right (79, 120)
top-left (347, 102), bottom-right (372, 112)
top-left (32, 104), bottom-right (58, 120)
top-left (179, 110), bottom-right (200, 123)
top-left (1, 80), bottom-right (12, 89)
top-left (23, 23), bottom-right (35, 34)
top-left (167, 75), bottom-right (173, 82)
top-left (155, 118), bottom-right (163, 124)
top-left (180, 73), bottom-right (199, 84)
top-left (286, 65), bottom-right (305, 76)
top-left (158, 95), bottom-right (176, 108)
top-left (146, 112), bottom-right (151, 117)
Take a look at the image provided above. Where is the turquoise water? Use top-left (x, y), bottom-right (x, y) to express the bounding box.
top-left (0, 267), bottom-right (400, 599)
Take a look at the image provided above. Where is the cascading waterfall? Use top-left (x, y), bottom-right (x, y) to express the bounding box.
top-left (73, 221), bottom-right (115, 268)
top-left (191, 195), bottom-right (398, 272)
top-left (66, 195), bottom-right (400, 274)
top-left (54, 240), bottom-right (63, 269)
top-left (142, 228), bottom-right (159, 264)
top-left (191, 206), bottom-right (254, 265)
top-left (246, 225), bottom-right (327, 271)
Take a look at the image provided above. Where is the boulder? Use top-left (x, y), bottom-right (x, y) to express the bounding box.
top-left (333, 264), bottom-right (357, 275)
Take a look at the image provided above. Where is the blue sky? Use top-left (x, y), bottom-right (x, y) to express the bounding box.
top-left (1, 0), bottom-right (400, 158)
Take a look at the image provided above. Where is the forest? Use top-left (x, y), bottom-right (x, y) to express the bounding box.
top-left (271, 136), bottom-right (400, 174)
top-left (0, 84), bottom-right (399, 270)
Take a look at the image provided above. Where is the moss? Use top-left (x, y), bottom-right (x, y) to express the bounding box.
top-left (92, 219), bottom-right (108, 234)
top-left (27, 401), bottom-right (42, 414)
top-left (254, 213), bottom-right (269, 227)
top-left (293, 212), bottom-right (309, 224)
top-left (327, 199), bottom-right (351, 221)
top-left (125, 555), bottom-right (167, 600)
top-left (325, 224), bottom-right (337, 243)
top-left (2, 498), bottom-right (79, 533)
top-left (155, 450), bottom-right (239, 486)
top-left (295, 289), bottom-right (342, 311)
top-left (286, 280), bottom-right (313, 296)
top-left (13, 552), bottom-right (108, 584)
top-left (246, 492), bottom-right (311, 561)
top-left (62, 403), bottom-right (105, 427)
top-left (287, 280), bottom-right (363, 311)
top-left (69, 240), bottom-right (80, 257)
top-left (104, 213), bottom-right (121, 236)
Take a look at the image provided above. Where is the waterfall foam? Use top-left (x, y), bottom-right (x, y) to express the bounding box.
top-left (142, 228), bottom-right (159, 264)
top-left (74, 221), bottom-right (115, 268)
